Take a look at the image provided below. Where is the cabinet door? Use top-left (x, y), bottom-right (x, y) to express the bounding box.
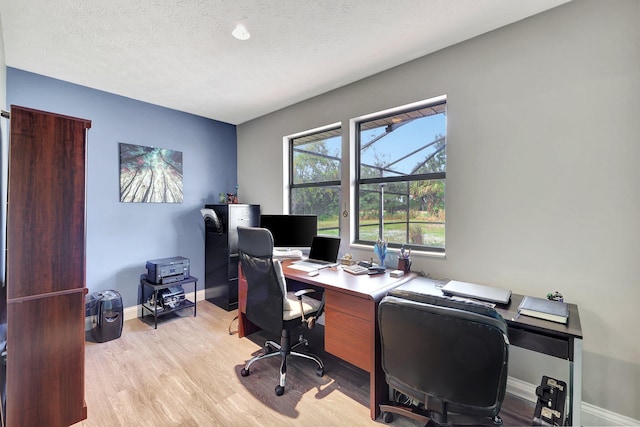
top-left (7, 107), bottom-right (89, 299)
top-left (7, 292), bottom-right (87, 427)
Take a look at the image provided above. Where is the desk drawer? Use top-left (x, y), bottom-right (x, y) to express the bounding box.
top-left (508, 327), bottom-right (570, 360)
top-left (326, 290), bottom-right (370, 320)
top-left (325, 308), bottom-right (372, 372)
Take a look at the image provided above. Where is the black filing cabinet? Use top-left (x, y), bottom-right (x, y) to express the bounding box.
top-left (204, 204), bottom-right (260, 310)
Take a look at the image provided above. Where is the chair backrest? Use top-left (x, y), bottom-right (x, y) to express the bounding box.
top-left (378, 293), bottom-right (509, 419)
top-left (237, 226), bottom-right (284, 334)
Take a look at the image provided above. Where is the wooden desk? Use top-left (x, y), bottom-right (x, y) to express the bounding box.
top-left (238, 260), bottom-right (415, 420)
top-left (391, 278), bottom-right (583, 426)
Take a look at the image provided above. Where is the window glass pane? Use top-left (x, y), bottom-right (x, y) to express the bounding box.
top-left (358, 179), bottom-right (445, 249)
top-left (358, 183), bottom-right (381, 241)
top-left (292, 131), bottom-right (341, 184)
top-left (359, 105), bottom-right (446, 179)
top-left (291, 186), bottom-right (340, 236)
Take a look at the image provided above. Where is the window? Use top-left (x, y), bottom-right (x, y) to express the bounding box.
top-left (355, 97), bottom-right (446, 252)
top-left (289, 125), bottom-right (342, 235)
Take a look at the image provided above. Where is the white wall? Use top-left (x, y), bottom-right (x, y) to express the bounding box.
top-left (238, 0), bottom-right (640, 421)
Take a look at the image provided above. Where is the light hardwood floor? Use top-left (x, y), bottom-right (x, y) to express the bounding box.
top-left (75, 301), bottom-right (533, 427)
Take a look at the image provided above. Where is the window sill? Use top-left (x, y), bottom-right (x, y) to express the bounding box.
top-left (349, 243), bottom-right (446, 260)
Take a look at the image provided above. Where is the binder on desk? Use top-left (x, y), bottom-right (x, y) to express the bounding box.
top-left (517, 296), bottom-right (569, 324)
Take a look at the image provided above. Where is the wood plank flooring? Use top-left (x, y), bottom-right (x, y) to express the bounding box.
top-left (74, 301), bottom-right (534, 427)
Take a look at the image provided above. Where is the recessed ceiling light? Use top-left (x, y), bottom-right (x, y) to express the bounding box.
top-left (232, 24), bottom-right (250, 41)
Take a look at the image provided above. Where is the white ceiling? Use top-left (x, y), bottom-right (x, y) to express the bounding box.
top-left (0, 0), bottom-right (570, 125)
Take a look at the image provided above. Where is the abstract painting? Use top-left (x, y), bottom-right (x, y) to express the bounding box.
top-left (119, 143), bottom-right (183, 203)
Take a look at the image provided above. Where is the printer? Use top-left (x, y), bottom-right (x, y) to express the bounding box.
top-left (146, 256), bottom-right (190, 284)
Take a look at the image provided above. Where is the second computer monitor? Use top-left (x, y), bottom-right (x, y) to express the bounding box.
top-left (260, 214), bottom-right (318, 249)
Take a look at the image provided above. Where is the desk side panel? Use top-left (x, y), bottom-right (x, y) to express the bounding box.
top-left (324, 290), bottom-right (372, 372)
top-left (237, 264), bottom-right (260, 338)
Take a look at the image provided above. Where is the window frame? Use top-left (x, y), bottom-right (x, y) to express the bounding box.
top-left (352, 96), bottom-right (447, 253)
top-left (287, 123), bottom-right (342, 235)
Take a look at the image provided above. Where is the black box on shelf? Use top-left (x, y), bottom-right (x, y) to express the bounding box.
top-left (147, 285), bottom-right (186, 310)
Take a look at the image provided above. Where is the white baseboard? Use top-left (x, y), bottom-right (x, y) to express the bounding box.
top-left (506, 376), bottom-right (537, 402)
top-left (123, 304), bottom-right (139, 322)
top-left (506, 377), bottom-right (640, 426)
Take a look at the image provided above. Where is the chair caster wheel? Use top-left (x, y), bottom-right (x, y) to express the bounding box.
top-left (316, 367), bottom-right (324, 377)
top-left (264, 344), bottom-right (274, 353)
top-left (382, 411), bottom-right (394, 423)
top-left (240, 368), bottom-right (250, 377)
top-left (275, 385), bottom-right (285, 396)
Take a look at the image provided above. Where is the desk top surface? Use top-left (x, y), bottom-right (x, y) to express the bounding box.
top-left (392, 276), bottom-right (583, 340)
top-left (282, 263), bottom-right (583, 340)
top-left (282, 260), bottom-right (416, 301)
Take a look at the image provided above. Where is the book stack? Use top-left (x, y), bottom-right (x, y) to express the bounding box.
top-left (517, 296), bottom-right (569, 324)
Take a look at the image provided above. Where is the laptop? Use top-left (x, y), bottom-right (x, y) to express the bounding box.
top-left (289, 235), bottom-right (341, 272)
top-left (441, 280), bottom-right (512, 304)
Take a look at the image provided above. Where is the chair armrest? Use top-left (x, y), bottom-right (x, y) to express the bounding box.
top-left (294, 289), bottom-right (316, 299)
top-left (294, 289), bottom-right (324, 328)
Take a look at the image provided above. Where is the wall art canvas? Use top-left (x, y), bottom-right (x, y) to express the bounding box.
top-left (119, 142), bottom-right (183, 203)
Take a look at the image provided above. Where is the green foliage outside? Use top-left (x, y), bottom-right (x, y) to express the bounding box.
top-left (291, 138), bottom-right (341, 235)
top-left (291, 118), bottom-right (446, 249)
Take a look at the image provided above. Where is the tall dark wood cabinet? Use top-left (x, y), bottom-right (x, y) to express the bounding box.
top-left (204, 204), bottom-right (260, 311)
top-left (4, 106), bottom-right (90, 427)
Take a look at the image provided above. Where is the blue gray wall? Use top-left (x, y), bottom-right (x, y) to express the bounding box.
top-left (7, 68), bottom-right (237, 307)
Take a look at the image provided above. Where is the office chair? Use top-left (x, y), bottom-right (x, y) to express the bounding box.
top-left (237, 226), bottom-right (325, 396)
top-left (378, 291), bottom-right (509, 426)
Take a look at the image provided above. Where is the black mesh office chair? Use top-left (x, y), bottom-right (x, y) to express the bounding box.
top-left (378, 290), bottom-right (509, 426)
top-left (237, 226), bottom-right (325, 396)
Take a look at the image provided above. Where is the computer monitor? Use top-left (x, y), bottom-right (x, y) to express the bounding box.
top-left (260, 214), bottom-right (318, 249)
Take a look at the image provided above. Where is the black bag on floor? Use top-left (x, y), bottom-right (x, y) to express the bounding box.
top-left (532, 376), bottom-right (567, 426)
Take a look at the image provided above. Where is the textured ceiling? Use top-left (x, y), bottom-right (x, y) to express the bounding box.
top-left (0, 0), bottom-right (570, 125)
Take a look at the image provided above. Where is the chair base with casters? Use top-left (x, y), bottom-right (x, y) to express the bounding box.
top-left (240, 325), bottom-right (324, 396)
top-left (380, 398), bottom-right (504, 427)
top-left (238, 226), bottom-right (329, 396)
top-left (240, 289), bottom-right (325, 395)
